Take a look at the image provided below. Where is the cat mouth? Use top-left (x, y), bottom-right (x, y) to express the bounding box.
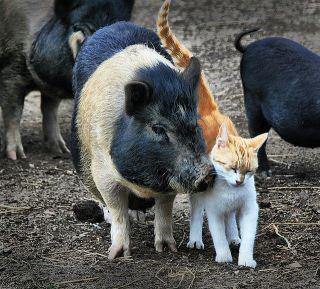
top-left (234, 182), bottom-right (244, 187)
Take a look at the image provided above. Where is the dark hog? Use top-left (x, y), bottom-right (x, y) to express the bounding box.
top-left (235, 29), bottom-right (320, 177)
top-left (0, 0), bottom-right (134, 160)
top-left (71, 22), bottom-right (215, 259)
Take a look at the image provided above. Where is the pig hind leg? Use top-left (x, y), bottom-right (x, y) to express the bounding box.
top-left (0, 60), bottom-right (33, 159)
top-left (244, 89), bottom-right (271, 177)
top-left (41, 94), bottom-right (70, 155)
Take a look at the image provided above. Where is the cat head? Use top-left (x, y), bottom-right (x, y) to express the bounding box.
top-left (210, 124), bottom-right (268, 187)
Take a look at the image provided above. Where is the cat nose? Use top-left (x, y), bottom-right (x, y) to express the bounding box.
top-left (236, 180), bottom-right (243, 186)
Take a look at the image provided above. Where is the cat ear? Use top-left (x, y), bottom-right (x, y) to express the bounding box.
top-left (250, 133), bottom-right (269, 152)
top-left (215, 123), bottom-right (228, 148)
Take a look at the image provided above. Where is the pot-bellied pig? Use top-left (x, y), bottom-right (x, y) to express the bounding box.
top-left (235, 29), bottom-right (320, 177)
top-left (0, 0), bottom-right (134, 160)
top-left (71, 22), bottom-right (215, 259)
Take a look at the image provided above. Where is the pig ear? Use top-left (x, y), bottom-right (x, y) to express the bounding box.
top-left (249, 133), bottom-right (269, 153)
top-left (54, 0), bottom-right (80, 17)
top-left (125, 81), bottom-right (153, 116)
top-left (182, 57), bottom-right (201, 89)
top-left (215, 123), bottom-right (229, 148)
top-left (69, 31), bottom-right (85, 59)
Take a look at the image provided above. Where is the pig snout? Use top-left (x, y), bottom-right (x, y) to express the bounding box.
top-left (193, 161), bottom-right (215, 192)
top-left (177, 156), bottom-right (215, 193)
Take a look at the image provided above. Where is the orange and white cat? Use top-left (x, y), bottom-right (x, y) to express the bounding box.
top-left (187, 124), bottom-right (268, 268)
top-left (157, 0), bottom-right (268, 267)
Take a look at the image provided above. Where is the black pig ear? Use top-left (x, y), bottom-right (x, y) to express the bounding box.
top-left (182, 57), bottom-right (201, 89)
top-left (54, 0), bottom-right (80, 17)
top-left (125, 81), bottom-right (153, 116)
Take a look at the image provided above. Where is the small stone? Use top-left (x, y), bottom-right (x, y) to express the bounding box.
top-left (29, 163), bottom-right (35, 168)
top-left (287, 261), bottom-right (302, 269)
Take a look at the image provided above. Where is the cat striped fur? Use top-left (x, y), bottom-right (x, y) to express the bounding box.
top-left (157, 0), bottom-right (238, 152)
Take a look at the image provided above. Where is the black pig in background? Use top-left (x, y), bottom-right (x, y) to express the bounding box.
top-left (71, 22), bottom-right (215, 259)
top-left (235, 29), bottom-right (320, 177)
top-left (0, 0), bottom-right (134, 160)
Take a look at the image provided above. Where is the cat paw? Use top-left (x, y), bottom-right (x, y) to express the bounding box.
top-left (187, 239), bottom-right (204, 250)
top-left (238, 257), bottom-right (257, 268)
top-left (215, 250), bottom-right (233, 263)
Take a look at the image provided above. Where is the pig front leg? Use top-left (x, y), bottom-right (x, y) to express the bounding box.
top-left (154, 194), bottom-right (177, 253)
top-left (244, 89), bottom-right (271, 177)
top-left (92, 161), bottom-right (131, 259)
top-left (41, 94), bottom-right (70, 155)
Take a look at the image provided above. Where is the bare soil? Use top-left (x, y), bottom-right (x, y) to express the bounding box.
top-left (0, 0), bottom-right (319, 288)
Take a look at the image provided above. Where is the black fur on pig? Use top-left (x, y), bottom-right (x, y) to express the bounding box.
top-left (235, 29), bottom-right (320, 176)
top-left (30, 0), bottom-right (135, 95)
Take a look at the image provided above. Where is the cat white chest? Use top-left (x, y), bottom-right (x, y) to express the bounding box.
top-left (203, 177), bottom-right (255, 215)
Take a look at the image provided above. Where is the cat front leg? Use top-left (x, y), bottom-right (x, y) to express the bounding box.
top-left (187, 193), bottom-right (205, 249)
top-left (226, 212), bottom-right (241, 246)
top-left (207, 211), bottom-right (232, 263)
top-left (238, 202), bottom-right (259, 268)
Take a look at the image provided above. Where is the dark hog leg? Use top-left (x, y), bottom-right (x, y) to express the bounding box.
top-left (244, 88), bottom-right (271, 177)
top-left (41, 94), bottom-right (70, 154)
top-left (0, 54), bottom-right (35, 160)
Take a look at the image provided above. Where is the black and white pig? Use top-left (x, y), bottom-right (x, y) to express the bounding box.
top-left (235, 29), bottom-right (320, 177)
top-left (71, 21), bottom-right (215, 259)
top-left (0, 0), bottom-right (134, 160)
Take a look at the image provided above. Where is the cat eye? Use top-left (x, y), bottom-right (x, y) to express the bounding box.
top-left (231, 167), bottom-right (237, 173)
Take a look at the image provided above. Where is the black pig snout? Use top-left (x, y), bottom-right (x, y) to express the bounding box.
top-left (177, 156), bottom-right (215, 193)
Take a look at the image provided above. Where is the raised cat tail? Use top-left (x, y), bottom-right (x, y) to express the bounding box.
top-left (157, 0), bottom-right (217, 113)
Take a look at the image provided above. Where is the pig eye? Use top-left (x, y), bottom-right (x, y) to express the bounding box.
top-left (152, 125), bottom-right (169, 141)
top-left (152, 125), bottom-right (166, 135)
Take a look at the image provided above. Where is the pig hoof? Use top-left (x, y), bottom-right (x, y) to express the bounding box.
top-left (155, 238), bottom-right (177, 253)
top-left (44, 137), bottom-right (70, 155)
top-left (187, 239), bottom-right (204, 249)
top-left (6, 146), bottom-right (26, 160)
top-left (108, 243), bottom-right (131, 260)
top-left (256, 169), bottom-right (272, 179)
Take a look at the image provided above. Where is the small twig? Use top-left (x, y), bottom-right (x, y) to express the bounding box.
top-left (0, 204), bottom-right (31, 211)
top-left (268, 186), bottom-right (320, 190)
top-left (268, 154), bottom-right (295, 158)
top-left (178, 231), bottom-right (186, 249)
top-left (114, 278), bottom-right (141, 289)
top-left (155, 267), bottom-right (167, 285)
top-left (173, 274), bottom-right (185, 289)
top-left (55, 277), bottom-right (99, 285)
top-left (273, 222), bottom-right (319, 226)
top-left (272, 224), bottom-right (292, 249)
top-left (269, 158), bottom-right (288, 165)
top-left (186, 268), bottom-right (196, 289)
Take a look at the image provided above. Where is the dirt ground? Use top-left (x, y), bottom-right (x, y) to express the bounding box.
top-left (1, 0), bottom-right (320, 288)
